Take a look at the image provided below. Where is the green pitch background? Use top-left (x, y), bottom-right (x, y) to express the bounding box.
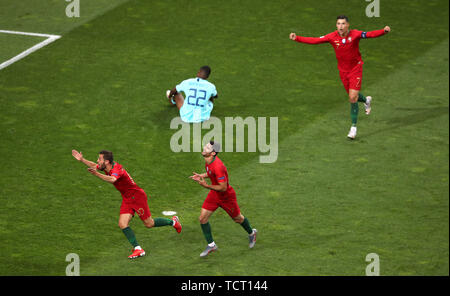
top-left (0, 0), bottom-right (448, 275)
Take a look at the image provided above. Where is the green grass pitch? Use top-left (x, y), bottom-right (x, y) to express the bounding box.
top-left (0, 0), bottom-right (448, 275)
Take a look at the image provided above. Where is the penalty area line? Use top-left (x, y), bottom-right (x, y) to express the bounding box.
top-left (0, 30), bottom-right (61, 70)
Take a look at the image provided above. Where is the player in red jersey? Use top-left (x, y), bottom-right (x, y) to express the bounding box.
top-left (290, 15), bottom-right (390, 139)
top-left (190, 141), bottom-right (257, 257)
top-left (72, 149), bottom-right (182, 259)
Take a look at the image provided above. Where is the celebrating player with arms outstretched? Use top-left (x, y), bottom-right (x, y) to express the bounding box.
top-left (72, 149), bottom-right (182, 259)
top-left (190, 141), bottom-right (257, 257)
top-left (290, 15), bottom-right (390, 139)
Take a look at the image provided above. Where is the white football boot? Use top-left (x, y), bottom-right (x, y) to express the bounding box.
top-left (248, 229), bottom-right (258, 249)
top-left (347, 126), bottom-right (357, 140)
top-left (166, 90), bottom-right (176, 105)
top-left (200, 244), bottom-right (218, 258)
top-left (364, 96), bottom-right (372, 115)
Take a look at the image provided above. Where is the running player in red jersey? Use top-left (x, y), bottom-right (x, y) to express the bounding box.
top-left (190, 141), bottom-right (257, 257)
top-left (72, 149), bottom-right (182, 259)
top-left (290, 15), bottom-right (390, 139)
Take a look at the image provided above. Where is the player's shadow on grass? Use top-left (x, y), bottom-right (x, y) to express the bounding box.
top-left (361, 106), bottom-right (449, 139)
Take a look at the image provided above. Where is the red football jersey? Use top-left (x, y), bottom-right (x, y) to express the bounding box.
top-left (205, 156), bottom-right (234, 197)
top-left (295, 29), bottom-right (385, 72)
top-left (98, 162), bottom-right (143, 198)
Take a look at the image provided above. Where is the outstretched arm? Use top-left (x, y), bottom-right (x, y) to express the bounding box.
top-left (361, 26), bottom-right (390, 38)
top-left (87, 167), bottom-right (117, 184)
top-left (72, 150), bottom-right (96, 168)
top-left (290, 32), bottom-right (329, 44)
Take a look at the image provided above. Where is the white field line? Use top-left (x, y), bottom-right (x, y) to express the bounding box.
top-left (0, 30), bottom-right (61, 70)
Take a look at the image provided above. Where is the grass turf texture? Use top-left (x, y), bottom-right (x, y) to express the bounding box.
top-left (0, 34), bottom-right (48, 65)
top-left (0, 0), bottom-right (448, 275)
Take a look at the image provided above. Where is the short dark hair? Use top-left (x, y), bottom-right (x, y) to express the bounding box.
top-left (337, 15), bottom-right (349, 22)
top-left (210, 141), bottom-right (220, 156)
top-left (199, 65), bottom-right (211, 78)
top-left (99, 150), bottom-right (114, 164)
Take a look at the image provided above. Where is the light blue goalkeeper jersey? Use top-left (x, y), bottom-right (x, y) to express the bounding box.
top-left (176, 77), bottom-right (217, 123)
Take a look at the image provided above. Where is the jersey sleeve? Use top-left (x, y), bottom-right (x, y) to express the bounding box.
top-left (210, 84), bottom-right (218, 98)
top-left (360, 29), bottom-right (386, 39)
top-left (214, 164), bottom-right (228, 183)
top-left (176, 79), bottom-right (189, 93)
top-left (109, 166), bottom-right (122, 179)
top-left (295, 33), bottom-right (330, 44)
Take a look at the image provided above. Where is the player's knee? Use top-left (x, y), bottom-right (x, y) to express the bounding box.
top-left (144, 218), bottom-right (154, 228)
top-left (233, 214), bottom-right (244, 224)
top-left (349, 95), bottom-right (358, 103)
top-left (118, 221), bottom-right (128, 229)
top-left (199, 216), bottom-right (208, 224)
